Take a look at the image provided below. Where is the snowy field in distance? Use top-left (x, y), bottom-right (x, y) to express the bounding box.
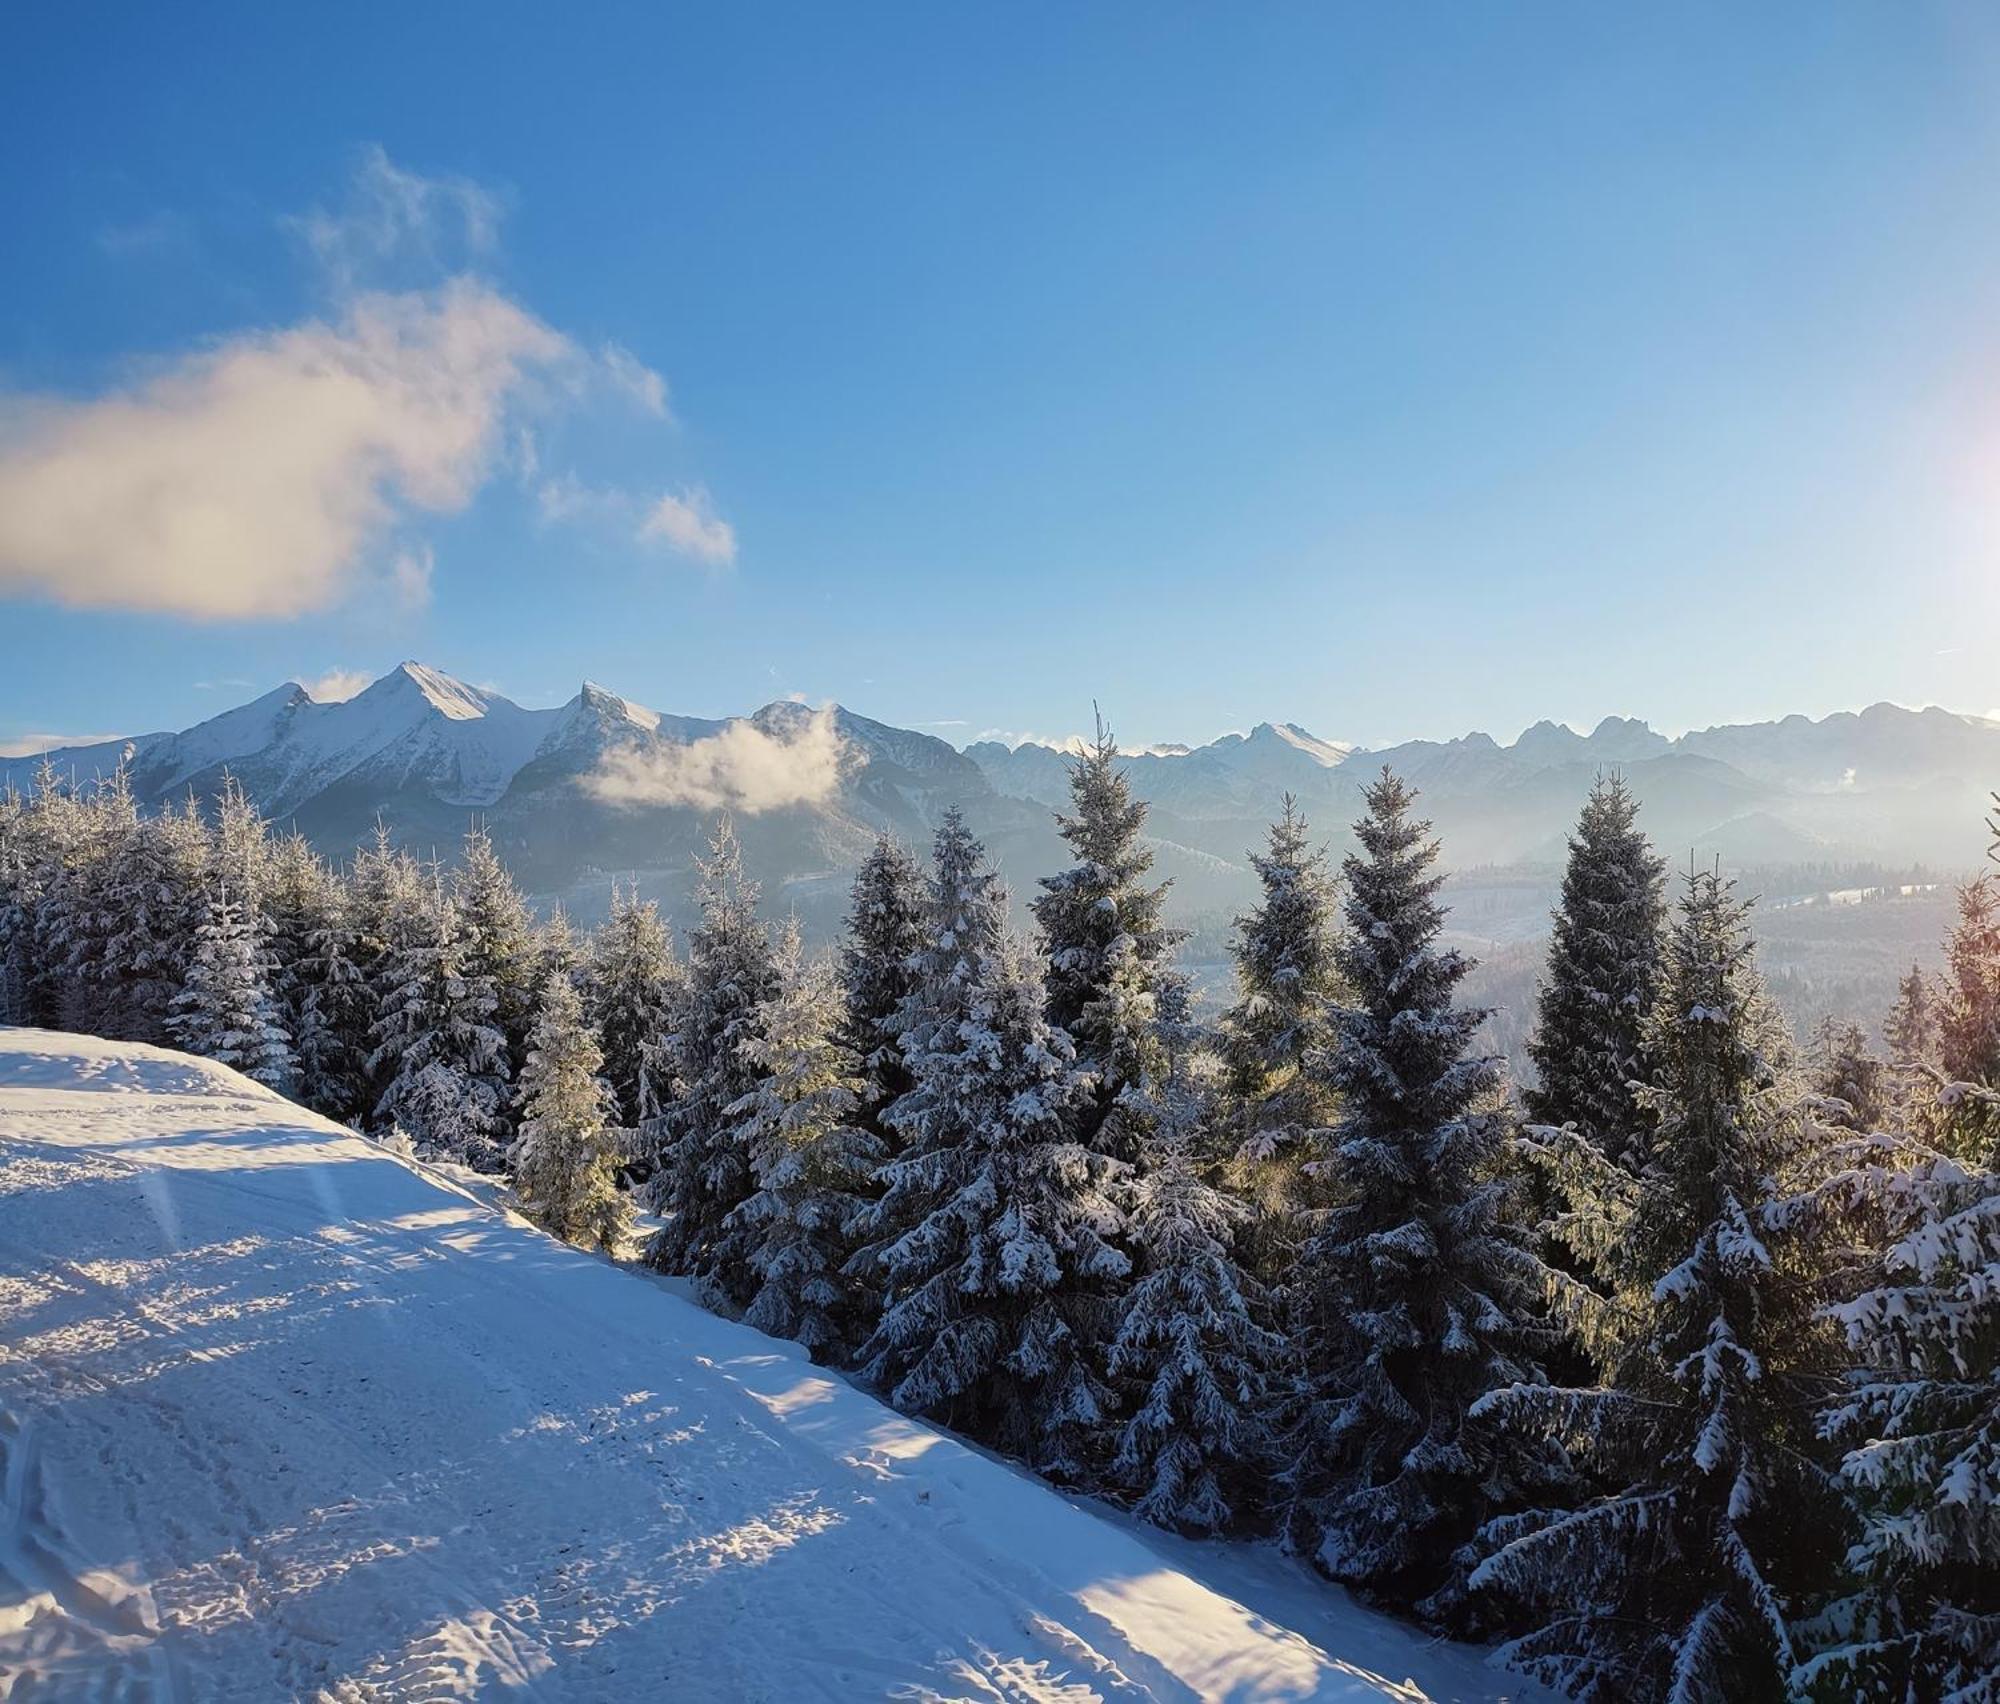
top-left (0, 1029), bottom-right (1538, 1702)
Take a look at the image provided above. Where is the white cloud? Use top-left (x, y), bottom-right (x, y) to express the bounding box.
top-left (299, 667), bottom-right (372, 703)
top-left (96, 211), bottom-right (190, 257)
top-left (0, 279), bottom-right (566, 619)
top-left (599, 343), bottom-right (669, 418)
top-left (640, 488), bottom-right (737, 566)
top-left (583, 706), bottom-right (852, 813)
top-left (975, 728), bottom-right (1089, 753)
top-left (0, 732), bottom-right (128, 758)
top-left (289, 144), bottom-right (503, 293)
top-left (0, 150), bottom-right (698, 624)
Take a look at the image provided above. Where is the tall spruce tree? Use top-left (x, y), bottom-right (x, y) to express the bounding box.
top-left (724, 924), bottom-right (884, 1360)
top-left (1783, 1118), bottom-right (2000, 1700)
top-left (1936, 849), bottom-right (2000, 1162)
top-left (584, 883), bottom-right (682, 1130)
top-left (1882, 962), bottom-right (1940, 1072)
top-left (1106, 977), bottom-right (1280, 1534)
top-left (1289, 769), bottom-right (1546, 1616)
top-left (645, 818), bottom-right (779, 1304)
top-left (511, 971), bottom-right (629, 1253)
top-left (1031, 717), bottom-right (1182, 1159)
top-left (1473, 867), bottom-right (1840, 1702)
top-left (837, 835), bottom-right (927, 1145)
top-left (1217, 796), bottom-right (1342, 1199)
top-left (453, 826), bottom-right (539, 1085)
top-left (368, 884), bottom-right (511, 1165)
top-left (170, 883), bottom-right (296, 1092)
top-left (1525, 775), bottom-right (1666, 1166)
top-left (853, 812), bottom-right (1129, 1481)
top-left (1809, 1017), bottom-right (1888, 1133)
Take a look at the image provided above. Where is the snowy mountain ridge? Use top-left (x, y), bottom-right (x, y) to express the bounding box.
top-left (8, 665), bottom-right (2000, 924)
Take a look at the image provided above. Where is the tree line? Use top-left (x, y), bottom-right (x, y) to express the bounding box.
top-left (1, 742), bottom-right (1995, 1702)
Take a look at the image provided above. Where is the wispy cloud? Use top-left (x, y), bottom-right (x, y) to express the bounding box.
top-left (287, 144), bottom-right (503, 293)
top-left (0, 150), bottom-right (682, 623)
top-left (640, 488), bottom-right (737, 566)
top-left (0, 278), bottom-right (565, 619)
top-left (298, 667), bottom-right (372, 703)
top-left (96, 210), bottom-right (191, 258)
top-left (584, 706), bottom-right (851, 813)
top-left (194, 677), bottom-right (254, 692)
top-left (975, 727), bottom-right (1089, 753)
top-left (539, 475), bottom-right (738, 567)
top-left (0, 731), bottom-right (127, 758)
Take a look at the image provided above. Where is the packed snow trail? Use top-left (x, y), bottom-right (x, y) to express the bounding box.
top-left (0, 1030), bottom-right (1531, 1702)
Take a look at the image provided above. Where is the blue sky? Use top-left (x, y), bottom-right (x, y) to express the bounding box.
top-left (7, 3), bottom-right (2000, 753)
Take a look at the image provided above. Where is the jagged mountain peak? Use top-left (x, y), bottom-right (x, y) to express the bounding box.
top-left (358, 661), bottom-right (503, 722)
top-left (575, 680), bottom-right (662, 732)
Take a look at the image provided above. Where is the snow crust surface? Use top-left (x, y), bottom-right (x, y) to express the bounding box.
top-left (0, 1030), bottom-right (1529, 1702)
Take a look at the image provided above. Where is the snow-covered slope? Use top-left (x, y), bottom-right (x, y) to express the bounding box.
top-left (0, 1030), bottom-right (1528, 1702)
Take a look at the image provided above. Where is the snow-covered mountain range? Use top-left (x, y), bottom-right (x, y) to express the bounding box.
top-left (9, 664), bottom-right (1998, 925)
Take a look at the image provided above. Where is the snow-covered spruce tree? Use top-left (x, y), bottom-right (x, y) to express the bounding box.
top-left (857, 929), bottom-right (1128, 1480)
top-left (1217, 795), bottom-right (1342, 1209)
top-left (1933, 843), bottom-right (2000, 1165)
top-left (0, 784), bottom-right (33, 1025)
top-left (836, 835), bottom-right (927, 1144)
top-left (1780, 1120), bottom-right (2000, 1700)
top-left (7, 761), bottom-right (88, 1029)
top-left (1031, 717), bottom-right (1183, 1160)
top-left (1472, 866), bottom-right (1841, 1703)
top-left (1286, 769), bottom-right (1547, 1616)
top-left (1882, 962), bottom-right (1941, 1075)
top-left (208, 773), bottom-right (271, 909)
top-left (291, 883), bottom-right (373, 1124)
top-left (368, 884), bottom-right (511, 1166)
top-left (535, 903), bottom-right (581, 989)
top-left (510, 971), bottom-right (629, 1252)
top-left (1809, 1017), bottom-right (1888, 1134)
top-left (644, 817), bottom-right (779, 1305)
top-left (584, 883), bottom-right (682, 1130)
top-left (1106, 975), bottom-right (1281, 1534)
top-left (1524, 774), bottom-right (1666, 1167)
top-left (453, 826), bottom-right (539, 1084)
top-left (41, 769), bottom-right (138, 1038)
top-left (170, 883), bottom-right (296, 1092)
top-left (722, 923), bottom-right (884, 1360)
top-left (60, 769), bottom-right (169, 1043)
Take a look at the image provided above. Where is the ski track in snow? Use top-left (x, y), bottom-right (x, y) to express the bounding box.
top-left (0, 1029), bottom-right (1535, 1703)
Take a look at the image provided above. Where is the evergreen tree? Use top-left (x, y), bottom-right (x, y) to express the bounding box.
top-left (12, 761), bottom-right (88, 1029)
top-left (1883, 962), bottom-right (1941, 1072)
top-left (1935, 860), bottom-right (2000, 1161)
top-left (724, 924), bottom-right (884, 1360)
top-left (0, 785), bottom-right (32, 1025)
top-left (453, 825), bottom-right (539, 1084)
top-left (1289, 769), bottom-right (1545, 1615)
top-left (170, 883), bottom-right (296, 1092)
top-left (856, 922), bottom-right (1127, 1481)
top-left (1784, 1122), bottom-right (2000, 1700)
top-left (292, 882), bottom-right (373, 1124)
top-left (79, 772), bottom-right (200, 1044)
top-left (1031, 717), bottom-right (1183, 1159)
top-left (1473, 867), bottom-right (1840, 1702)
top-left (368, 884), bottom-right (511, 1165)
top-left (1216, 796), bottom-right (1342, 1200)
top-left (1524, 774), bottom-right (1666, 1166)
top-left (1106, 978), bottom-right (1280, 1534)
top-left (645, 818), bottom-right (779, 1304)
top-left (536, 903), bottom-right (581, 989)
top-left (836, 835), bottom-right (927, 1144)
top-left (208, 773), bottom-right (271, 909)
top-left (1809, 1016), bottom-right (1888, 1133)
top-left (510, 971), bottom-right (629, 1252)
top-left (584, 883), bottom-right (682, 1129)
